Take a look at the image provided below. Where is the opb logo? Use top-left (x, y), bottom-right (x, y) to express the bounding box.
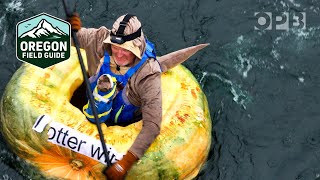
top-left (254, 12), bottom-right (306, 31)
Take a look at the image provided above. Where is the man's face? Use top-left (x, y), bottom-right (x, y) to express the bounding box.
top-left (111, 45), bottom-right (136, 67)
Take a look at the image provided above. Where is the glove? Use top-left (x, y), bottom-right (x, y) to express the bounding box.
top-left (66, 13), bottom-right (81, 31)
top-left (104, 151), bottom-right (138, 180)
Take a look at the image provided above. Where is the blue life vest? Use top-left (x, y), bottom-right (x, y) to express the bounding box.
top-left (92, 39), bottom-right (157, 126)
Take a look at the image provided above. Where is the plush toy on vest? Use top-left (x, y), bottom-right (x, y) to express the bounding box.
top-left (83, 74), bottom-right (117, 123)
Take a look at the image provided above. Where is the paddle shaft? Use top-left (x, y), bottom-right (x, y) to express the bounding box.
top-left (61, 0), bottom-right (112, 167)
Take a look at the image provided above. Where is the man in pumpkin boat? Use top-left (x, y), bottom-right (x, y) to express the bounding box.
top-left (83, 74), bottom-right (118, 124)
top-left (67, 13), bottom-right (208, 179)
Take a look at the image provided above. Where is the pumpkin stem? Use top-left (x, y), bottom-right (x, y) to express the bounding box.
top-left (70, 159), bottom-right (84, 170)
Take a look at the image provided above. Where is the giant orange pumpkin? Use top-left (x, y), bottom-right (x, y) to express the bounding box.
top-left (0, 47), bottom-right (211, 179)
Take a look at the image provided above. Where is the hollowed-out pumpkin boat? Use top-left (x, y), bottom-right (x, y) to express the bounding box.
top-left (0, 46), bottom-right (211, 179)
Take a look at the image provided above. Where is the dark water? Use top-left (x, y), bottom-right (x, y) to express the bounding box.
top-left (1, 0), bottom-right (320, 179)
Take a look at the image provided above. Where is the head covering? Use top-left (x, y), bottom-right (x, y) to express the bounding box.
top-left (98, 74), bottom-right (114, 89)
top-left (104, 14), bottom-right (146, 59)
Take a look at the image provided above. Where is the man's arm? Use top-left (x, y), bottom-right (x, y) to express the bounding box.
top-left (129, 67), bottom-right (162, 158)
top-left (75, 27), bottom-right (110, 76)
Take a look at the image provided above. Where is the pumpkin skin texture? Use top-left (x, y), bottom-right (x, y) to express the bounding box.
top-left (0, 47), bottom-right (211, 179)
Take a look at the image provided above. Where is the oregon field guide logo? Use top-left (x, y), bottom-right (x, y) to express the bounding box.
top-left (16, 13), bottom-right (70, 68)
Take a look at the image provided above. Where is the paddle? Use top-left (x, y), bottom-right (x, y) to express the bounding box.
top-left (61, 0), bottom-right (112, 167)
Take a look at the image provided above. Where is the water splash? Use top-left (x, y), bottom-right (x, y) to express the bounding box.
top-left (279, 1), bottom-right (287, 8)
top-left (214, 26), bottom-right (319, 110)
top-left (1, 174), bottom-right (12, 180)
top-left (271, 49), bottom-right (280, 61)
top-left (235, 54), bottom-right (253, 78)
top-left (293, 27), bottom-right (320, 39)
top-left (0, 15), bottom-right (6, 46)
top-left (0, 16), bottom-right (4, 29)
top-left (288, 0), bottom-right (301, 7)
top-left (200, 71), bottom-right (251, 109)
top-left (235, 35), bottom-right (253, 78)
top-left (0, 0), bottom-right (25, 45)
top-left (310, 6), bottom-right (320, 13)
top-left (225, 35), bottom-right (258, 78)
top-left (271, 36), bottom-right (282, 61)
top-left (5, 0), bottom-right (24, 12)
top-left (298, 77), bottom-right (304, 83)
top-left (273, 27), bottom-right (320, 53)
top-left (199, 71), bottom-right (207, 85)
top-left (213, 25), bottom-right (319, 111)
top-left (272, 26), bottom-right (320, 77)
top-left (1, 30), bottom-right (7, 46)
top-left (237, 35), bottom-right (244, 44)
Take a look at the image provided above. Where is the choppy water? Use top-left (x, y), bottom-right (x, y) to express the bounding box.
top-left (1, 0), bottom-right (320, 179)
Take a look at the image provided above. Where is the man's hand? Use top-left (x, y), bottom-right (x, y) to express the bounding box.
top-left (104, 151), bottom-right (138, 180)
top-left (66, 13), bottom-right (81, 32)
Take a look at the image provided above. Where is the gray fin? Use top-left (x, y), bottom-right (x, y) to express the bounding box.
top-left (158, 43), bottom-right (209, 72)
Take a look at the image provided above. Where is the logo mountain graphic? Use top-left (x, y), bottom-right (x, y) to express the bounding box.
top-left (20, 19), bottom-right (67, 39)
